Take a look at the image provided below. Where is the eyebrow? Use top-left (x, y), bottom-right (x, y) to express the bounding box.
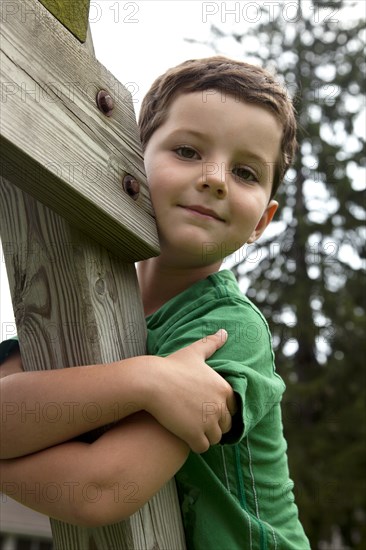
top-left (167, 128), bottom-right (208, 140)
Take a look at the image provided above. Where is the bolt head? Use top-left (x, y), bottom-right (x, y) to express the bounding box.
top-left (96, 90), bottom-right (114, 116)
top-left (123, 175), bottom-right (140, 200)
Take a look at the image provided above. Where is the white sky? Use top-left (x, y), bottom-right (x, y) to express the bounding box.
top-left (1, 1), bottom-right (365, 338)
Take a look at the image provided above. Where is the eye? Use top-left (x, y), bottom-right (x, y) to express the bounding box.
top-left (233, 166), bottom-right (258, 183)
top-left (174, 146), bottom-right (200, 159)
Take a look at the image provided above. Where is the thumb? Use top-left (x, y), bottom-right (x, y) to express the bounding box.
top-left (201, 329), bottom-right (228, 359)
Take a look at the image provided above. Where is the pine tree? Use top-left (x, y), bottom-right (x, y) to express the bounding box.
top-left (191, 1), bottom-right (365, 546)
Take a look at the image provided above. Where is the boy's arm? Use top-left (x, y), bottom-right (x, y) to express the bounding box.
top-left (0, 411), bottom-right (189, 527)
top-left (0, 330), bottom-right (235, 458)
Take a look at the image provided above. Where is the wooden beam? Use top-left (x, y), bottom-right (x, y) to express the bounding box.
top-left (1, 3), bottom-right (187, 549)
top-left (38, 0), bottom-right (90, 42)
top-left (0, 0), bottom-right (159, 262)
top-left (0, 181), bottom-right (187, 550)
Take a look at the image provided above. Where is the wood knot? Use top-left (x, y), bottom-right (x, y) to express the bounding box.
top-left (95, 278), bottom-right (105, 295)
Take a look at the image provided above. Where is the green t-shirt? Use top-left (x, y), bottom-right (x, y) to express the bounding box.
top-left (0, 270), bottom-right (310, 548)
top-left (146, 270), bottom-right (310, 550)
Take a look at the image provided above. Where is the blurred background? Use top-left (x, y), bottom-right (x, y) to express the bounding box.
top-left (1, 1), bottom-right (365, 548)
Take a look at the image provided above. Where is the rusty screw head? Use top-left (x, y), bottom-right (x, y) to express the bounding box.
top-left (96, 90), bottom-right (114, 116)
top-left (123, 175), bottom-right (140, 200)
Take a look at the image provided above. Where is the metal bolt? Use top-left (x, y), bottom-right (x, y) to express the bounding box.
top-left (122, 175), bottom-right (140, 200)
top-left (96, 90), bottom-right (114, 116)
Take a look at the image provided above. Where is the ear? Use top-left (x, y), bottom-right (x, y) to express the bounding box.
top-left (247, 200), bottom-right (278, 243)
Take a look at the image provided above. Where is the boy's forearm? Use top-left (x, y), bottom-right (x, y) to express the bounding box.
top-left (0, 412), bottom-right (189, 527)
top-left (0, 354), bottom-right (158, 459)
top-left (1, 331), bottom-right (235, 459)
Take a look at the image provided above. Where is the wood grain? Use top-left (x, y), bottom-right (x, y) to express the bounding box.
top-left (0, 3), bottom-right (186, 548)
top-left (0, 0), bottom-right (159, 262)
top-left (0, 179), bottom-right (187, 549)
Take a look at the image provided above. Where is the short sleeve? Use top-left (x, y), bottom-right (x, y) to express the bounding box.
top-left (149, 298), bottom-right (285, 445)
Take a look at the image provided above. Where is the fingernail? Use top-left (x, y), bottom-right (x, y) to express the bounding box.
top-left (215, 329), bottom-right (228, 340)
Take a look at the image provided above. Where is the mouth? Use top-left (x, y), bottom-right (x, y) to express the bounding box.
top-left (179, 205), bottom-right (225, 222)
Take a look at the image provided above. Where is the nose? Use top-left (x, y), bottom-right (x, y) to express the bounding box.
top-left (197, 161), bottom-right (228, 198)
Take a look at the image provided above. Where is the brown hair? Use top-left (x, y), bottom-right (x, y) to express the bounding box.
top-left (138, 56), bottom-right (297, 198)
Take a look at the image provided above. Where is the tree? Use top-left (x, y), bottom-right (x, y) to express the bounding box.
top-left (190, 1), bottom-right (366, 547)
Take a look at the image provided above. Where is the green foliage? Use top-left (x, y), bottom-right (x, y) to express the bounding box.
top-left (202, 1), bottom-right (365, 547)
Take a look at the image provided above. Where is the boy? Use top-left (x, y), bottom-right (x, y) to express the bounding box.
top-left (0, 56), bottom-right (310, 548)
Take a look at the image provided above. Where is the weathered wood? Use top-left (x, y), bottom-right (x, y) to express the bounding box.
top-left (1, 2), bottom-right (186, 548)
top-left (0, 180), bottom-right (187, 549)
top-left (38, 0), bottom-right (90, 42)
top-left (0, 0), bottom-right (159, 262)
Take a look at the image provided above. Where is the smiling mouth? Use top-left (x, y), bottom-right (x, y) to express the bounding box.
top-left (179, 205), bottom-right (225, 222)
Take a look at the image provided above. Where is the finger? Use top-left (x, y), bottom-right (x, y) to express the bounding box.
top-left (219, 406), bottom-right (232, 434)
top-left (190, 434), bottom-right (211, 454)
top-left (206, 425), bottom-right (223, 446)
top-left (200, 329), bottom-right (228, 359)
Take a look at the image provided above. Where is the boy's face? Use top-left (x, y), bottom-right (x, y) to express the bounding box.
top-left (143, 90), bottom-right (282, 268)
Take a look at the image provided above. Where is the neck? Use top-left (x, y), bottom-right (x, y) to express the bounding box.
top-left (137, 256), bottom-right (222, 317)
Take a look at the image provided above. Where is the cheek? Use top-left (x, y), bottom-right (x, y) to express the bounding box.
top-left (149, 166), bottom-right (179, 200)
top-left (147, 158), bottom-right (167, 185)
top-left (148, 178), bottom-right (171, 214)
top-left (231, 197), bottom-right (264, 230)
top-left (149, 178), bottom-right (168, 202)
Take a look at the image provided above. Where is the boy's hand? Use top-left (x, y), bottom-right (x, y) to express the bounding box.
top-left (142, 330), bottom-right (237, 454)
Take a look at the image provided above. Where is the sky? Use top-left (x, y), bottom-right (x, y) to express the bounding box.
top-left (1, 0), bottom-right (365, 339)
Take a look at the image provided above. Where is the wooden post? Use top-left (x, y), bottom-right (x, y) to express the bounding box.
top-left (0, 1), bottom-right (186, 548)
